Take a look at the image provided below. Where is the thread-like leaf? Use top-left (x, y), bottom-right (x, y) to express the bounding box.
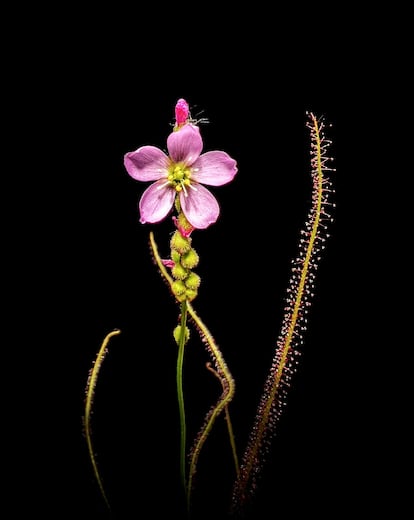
top-left (231, 113), bottom-right (335, 515)
top-left (84, 328), bottom-right (121, 510)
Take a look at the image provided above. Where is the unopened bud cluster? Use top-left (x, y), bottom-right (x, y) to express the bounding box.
top-left (169, 213), bottom-right (200, 302)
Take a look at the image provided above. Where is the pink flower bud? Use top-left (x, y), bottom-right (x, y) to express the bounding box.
top-left (175, 98), bottom-right (190, 127)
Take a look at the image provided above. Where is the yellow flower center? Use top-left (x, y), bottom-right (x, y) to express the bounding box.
top-left (167, 162), bottom-right (192, 193)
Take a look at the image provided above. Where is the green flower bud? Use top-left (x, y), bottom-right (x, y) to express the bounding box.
top-left (181, 249), bottom-right (199, 269)
top-left (171, 250), bottom-right (181, 263)
top-left (177, 212), bottom-right (193, 234)
top-left (185, 272), bottom-right (201, 290)
top-left (170, 230), bottom-right (191, 254)
top-left (171, 280), bottom-right (186, 297)
top-left (173, 324), bottom-right (190, 345)
top-left (172, 263), bottom-right (188, 280)
top-left (185, 288), bottom-right (198, 302)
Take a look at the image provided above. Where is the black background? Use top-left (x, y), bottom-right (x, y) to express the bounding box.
top-left (6, 5), bottom-right (408, 519)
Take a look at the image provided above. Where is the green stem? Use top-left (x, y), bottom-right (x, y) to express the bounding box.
top-left (177, 300), bottom-right (189, 496)
top-left (225, 406), bottom-right (240, 478)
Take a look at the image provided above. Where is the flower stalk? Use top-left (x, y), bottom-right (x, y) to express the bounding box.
top-left (177, 299), bottom-right (188, 494)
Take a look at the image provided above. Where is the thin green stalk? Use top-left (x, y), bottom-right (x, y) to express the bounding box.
top-left (225, 406), bottom-right (240, 478)
top-left (177, 299), bottom-right (189, 494)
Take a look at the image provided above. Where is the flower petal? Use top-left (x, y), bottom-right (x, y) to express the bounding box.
top-left (191, 151), bottom-right (238, 186)
top-left (139, 180), bottom-right (176, 224)
top-left (124, 146), bottom-right (170, 181)
top-left (179, 183), bottom-right (220, 229)
top-left (167, 124), bottom-right (203, 165)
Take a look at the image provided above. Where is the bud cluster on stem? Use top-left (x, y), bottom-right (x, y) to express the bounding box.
top-left (169, 209), bottom-right (200, 303)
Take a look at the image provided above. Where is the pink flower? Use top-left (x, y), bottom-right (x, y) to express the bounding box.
top-left (124, 124), bottom-right (238, 229)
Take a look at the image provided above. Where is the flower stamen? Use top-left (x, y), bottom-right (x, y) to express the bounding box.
top-left (157, 180), bottom-right (171, 190)
top-left (181, 182), bottom-right (188, 197)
